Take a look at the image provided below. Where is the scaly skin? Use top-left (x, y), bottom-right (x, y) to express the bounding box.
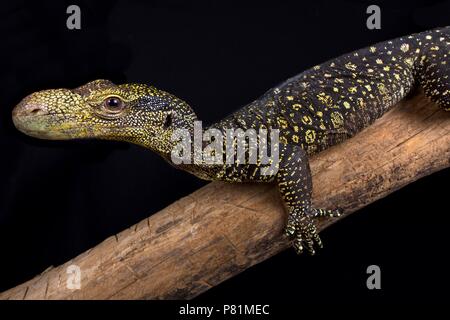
top-left (13, 27), bottom-right (450, 255)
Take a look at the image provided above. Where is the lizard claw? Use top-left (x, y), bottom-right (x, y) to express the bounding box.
top-left (293, 237), bottom-right (304, 254)
top-left (285, 210), bottom-right (299, 237)
top-left (311, 207), bottom-right (343, 218)
top-left (285, 211), bottom-right (323, 255)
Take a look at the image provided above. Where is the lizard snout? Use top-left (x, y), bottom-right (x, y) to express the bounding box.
top-left (12, 96), bottom-right (53, 137)
top-left (13, 100), bottom-right (49, 118)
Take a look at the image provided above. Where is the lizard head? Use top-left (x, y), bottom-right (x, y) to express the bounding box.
top-left (12, 80), bottom-right (197, 155)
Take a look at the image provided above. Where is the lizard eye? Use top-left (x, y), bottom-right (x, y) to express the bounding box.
top-left (103, 97), bottom-right (124, 113)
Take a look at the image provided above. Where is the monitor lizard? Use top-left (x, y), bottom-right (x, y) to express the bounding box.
top-left (12, 27), bottom-right (449, 255)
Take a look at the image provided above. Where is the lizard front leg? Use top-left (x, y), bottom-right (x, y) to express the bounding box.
top-left (277, 143), bottom-right (341, 255)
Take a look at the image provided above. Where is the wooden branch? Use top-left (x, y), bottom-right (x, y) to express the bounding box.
top-left (1, 92), bottom-right (449, 300)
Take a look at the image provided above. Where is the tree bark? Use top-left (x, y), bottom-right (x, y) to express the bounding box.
top-left (1, 92), bottom-right (449, 300)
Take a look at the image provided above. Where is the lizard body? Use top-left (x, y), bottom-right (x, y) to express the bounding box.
top-left (13, 27), bottom-right (450, 254)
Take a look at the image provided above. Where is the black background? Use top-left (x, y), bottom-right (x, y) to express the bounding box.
top-left (0, 0), bottom-right (449, 306)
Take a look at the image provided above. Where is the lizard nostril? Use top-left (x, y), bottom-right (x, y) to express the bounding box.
top-left (22, 104), bottom-right (49, 116)
top-left (13, 104), bottom-right (49, 118)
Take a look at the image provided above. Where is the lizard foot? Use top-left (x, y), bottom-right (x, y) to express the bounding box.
top-left (285, 210), bottom-right (322, 255)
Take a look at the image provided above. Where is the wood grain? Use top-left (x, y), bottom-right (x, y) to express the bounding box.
top-left (1, 92), bottom-right (449, 300)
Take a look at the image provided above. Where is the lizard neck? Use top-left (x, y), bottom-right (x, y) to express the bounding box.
top-left (157, 123), bottom-right (224, 181)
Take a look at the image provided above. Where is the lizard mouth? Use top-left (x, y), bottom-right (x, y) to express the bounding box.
top-left (12, 113), bottom-right (86, 140)
top-left (12, 105), bottom-right (145, 141)
top-left (12, 100), bottom-right (89, 140)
